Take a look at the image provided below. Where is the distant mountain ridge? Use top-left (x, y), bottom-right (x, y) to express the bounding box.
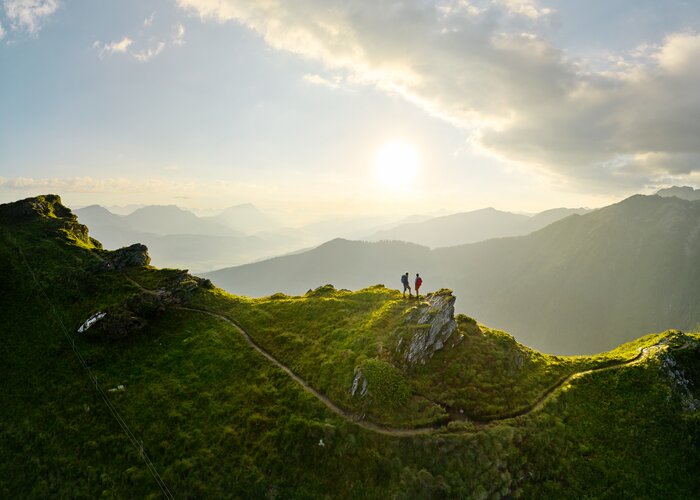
top-left (77, 204), bottom-right (242, 237)
top-left (203, 203), bottom-right (282, 234)
top-left (203, 194), bottom-right (700, 355)
top-left (76, 202), bottom-right (588, 273)
top-left (365, 206), bottom-right (589, 247)
top-left (657, 185), bottom-right (700, 201)
top-left (75, 203), bottom-right (291, 272)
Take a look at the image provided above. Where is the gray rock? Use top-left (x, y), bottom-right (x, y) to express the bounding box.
top-left (660, 346), bottom-right (699, 413)
top-left (350, 369), bottom-right (369, 398)
top-left (101, 243), bottom-right (151, 270)
top-left (397, 290), bottom-right (457, 366)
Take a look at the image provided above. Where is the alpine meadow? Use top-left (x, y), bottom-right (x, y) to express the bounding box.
top-left (3, 1), bottom-right (700, 499)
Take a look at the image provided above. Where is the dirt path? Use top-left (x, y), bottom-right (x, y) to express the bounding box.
top-left (178, 306), bottom-right (663, 437)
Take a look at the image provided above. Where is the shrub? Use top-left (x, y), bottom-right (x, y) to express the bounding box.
top-left (360, 359), bottom-right (411, 409)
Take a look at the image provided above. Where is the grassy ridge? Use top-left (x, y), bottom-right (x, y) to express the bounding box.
top-left (189, 285), bottom-right (654, 427)
top-left (2, 195), bottom-right (700, 498)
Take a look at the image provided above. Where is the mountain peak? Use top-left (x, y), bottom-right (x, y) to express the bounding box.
top-left (130, 204), bottom-right (191, 215)
top-left (0, 194), bottom-right (73, 222)
top-left (222, 203), bottom-right (257, 212)
top-left (657, 185), bottom-right (700, 201)
top-left (0, 194), bottom-right (100, 249)
top-left (78, 204), bottom-right (115, 215)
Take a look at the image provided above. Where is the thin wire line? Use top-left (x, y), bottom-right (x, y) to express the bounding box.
top-left (11, 237), bottom-right (175, 500)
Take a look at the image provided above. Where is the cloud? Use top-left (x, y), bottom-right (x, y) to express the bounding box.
top-left (0, 21), bottom-right (5, 39)
top-left (132, 41), bottom-right (166, 62)
top-left (93, 37), bottom-right (166, 63)
top-left (93, 17), bottom-right (183, 63)
top-left (0, 176), bottom-right (300, 210)
top-left (144, 11), bottom-right (156, 28)
top-left (0, 176), bottom-right (196, 194)
top-left (496, 0), bottom-right (552, 19)
top-left (303, 73), bottom-right (342, 89)
top-left (173, 22), bottom-right (185, 45)
top-left (93, 36), bottom-right (133, 59)
top-left (176, 0), bottom-right (700, 190)
top-left (4, 0), bottom-right (59, 34)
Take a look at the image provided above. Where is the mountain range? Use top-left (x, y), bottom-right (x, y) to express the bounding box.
top-left (2, 194), bottom-right (699, 498)
top-left (203, 194), bottom-right (700, 355)
top-left (365, 207), bottom-right (589, 247)
top-left (657, 185), bottom-right (700, 201)
top-left (75, 203), bottom-right (588, 273)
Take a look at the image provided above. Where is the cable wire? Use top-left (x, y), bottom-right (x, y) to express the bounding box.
top-left (12, 238), bottom-right (175, 500)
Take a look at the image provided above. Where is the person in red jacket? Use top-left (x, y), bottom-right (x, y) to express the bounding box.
top-left (415, 273), bottom-right (423, 298)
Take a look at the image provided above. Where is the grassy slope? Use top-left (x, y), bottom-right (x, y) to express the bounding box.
top-left (1, 195), bottom-right (700, 498)
top-left (190, 287), bottom-right (650, 428)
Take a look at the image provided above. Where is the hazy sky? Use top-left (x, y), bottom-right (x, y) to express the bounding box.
top-left (2, 0), bottom-right (700, 219)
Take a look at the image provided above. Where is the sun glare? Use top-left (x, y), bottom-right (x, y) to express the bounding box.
top-left (374, 141), bottom-right (420, 189)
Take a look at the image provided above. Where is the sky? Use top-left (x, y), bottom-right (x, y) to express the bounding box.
top-left (2, 0), bottom-right (700, 221)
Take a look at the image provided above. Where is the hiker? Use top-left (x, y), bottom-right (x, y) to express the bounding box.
top-left (415, 273), bottom-right (423, 297)
top-left (401, 272), bottom-right (412, 298)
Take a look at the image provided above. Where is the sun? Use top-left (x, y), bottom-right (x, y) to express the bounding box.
top-left (374, 141), bottom-right (420, 189)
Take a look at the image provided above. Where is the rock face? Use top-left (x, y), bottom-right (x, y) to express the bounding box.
top-left (0, 194), bottom-right (71, 220)
top-left (88, 290), bottom-right (179, 341)
top-left (659, 334), bottom-right (700, 413)
top-left (102, 243), bottom-right (151, 270)
top-left (0, 195), bottom-right (100, 247)
top-left (396, 290), bottom-right (457, 366)
top-left (350, 369), bottom-right (368, 398)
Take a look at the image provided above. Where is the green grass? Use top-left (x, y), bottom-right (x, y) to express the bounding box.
top-left (189, 285), bottom-right (665, 427)
top-left (2, 195), bottom-right (700, 498)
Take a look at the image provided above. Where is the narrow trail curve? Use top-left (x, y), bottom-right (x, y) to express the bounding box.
top-left (178, 306), bottom-right (664, 437)
top-left (178, 307), bottom-right (432, 437)
top-left (472, 345), bottom-right (658, 422)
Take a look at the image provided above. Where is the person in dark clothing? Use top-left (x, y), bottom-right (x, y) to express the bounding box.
top-left (415, 273), bottom-right (423, 297)
top-left (401, 272), bottom-right (411, 298)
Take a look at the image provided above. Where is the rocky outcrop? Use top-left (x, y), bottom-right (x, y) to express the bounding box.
top-left (0, 194), bottom-right (70, 220)
top-left (77, 311), bottom-right (107, 333)
top-left (395, 290), bottom-right (457, 366)
top-left (350, 369), bottom-right (368, 398)
top-left (101, 243), bottom-right (151, 270)
top-left (0, 195), bottom-right (100, 247)
top-left (93, 312), bottom-right (148, 340)
top-left (659, 336), bottom-right (700, 413)
top-left (169, 272), bottom-right (214, 292)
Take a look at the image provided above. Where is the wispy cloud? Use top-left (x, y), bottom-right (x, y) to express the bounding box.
top-left (303, 73), bottom-right (342, 89)
top-left (496, 0), bottom-right (553, 19)
top-left (144, 11), bottom-right (156, 28)
top-left (0, 175), bottom-right (297, 209)
top-left (3, 0), bottom-right (59, 34)
top-left (93, 36), bottom-right (133, 59)
top-left (93, 16), bottom-right (185, 63)
top-left (176, 0), bottom-right (700, 190)
top-left (173, 22), bottom-right (185, 45)
top-left (1, 176), bottom-right (195, 194)
top-left (0, 21), bottom-right (6, 39)
top-left (132, 41), bottom-right (165, 62)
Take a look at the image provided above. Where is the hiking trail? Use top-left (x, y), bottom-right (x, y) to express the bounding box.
top-left (177, 306), bottom-right (665, 437)
top-left (121, 270), bottom-right (669, 437)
